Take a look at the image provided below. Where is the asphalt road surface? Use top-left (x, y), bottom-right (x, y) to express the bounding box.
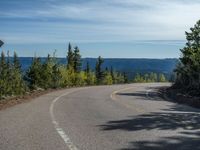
top-left (1, 83), bottom-right (200, 150)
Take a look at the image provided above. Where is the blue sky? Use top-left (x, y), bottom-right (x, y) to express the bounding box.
top-left (0, 0), bottom-right (200, 58)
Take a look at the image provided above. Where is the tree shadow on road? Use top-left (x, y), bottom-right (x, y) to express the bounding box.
top-left (116, 92), bottom-right (149, 100)
top-left (116, 86), bottom-right (163, 101)
top-left (100, 111), bottom-right (200, 131)
top-left (121, 132), bottom-right (200, 150)
top-left (99, 103), bottom-right (200, 149)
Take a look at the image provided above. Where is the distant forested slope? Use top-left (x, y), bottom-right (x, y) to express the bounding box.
top-left (19, 57), bottom-right (178, 78)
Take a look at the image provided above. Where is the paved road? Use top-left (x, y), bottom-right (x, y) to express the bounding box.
top-left (1, 83), bottom-right (200, 150)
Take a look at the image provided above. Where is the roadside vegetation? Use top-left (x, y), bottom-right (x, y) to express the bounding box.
top-left (172, 20), bottom-right (200, 96)
top-left (0, 42), bottom-right (168, 100)
top-left (162, 20), bottom-right (200, 108)
top-left (133, 72), bottom-right (167, 83)
top-left (0, 43), bottom-right (126, 99)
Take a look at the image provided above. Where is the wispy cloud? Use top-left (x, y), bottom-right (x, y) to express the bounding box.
top-left (1, 0), bottom-right (200, 44)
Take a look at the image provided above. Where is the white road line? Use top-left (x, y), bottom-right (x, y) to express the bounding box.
top-left (49, 88), bottom-right (89, 150)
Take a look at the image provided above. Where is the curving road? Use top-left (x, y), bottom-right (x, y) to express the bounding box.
top-left (1, 83), bottom-right (200, 150)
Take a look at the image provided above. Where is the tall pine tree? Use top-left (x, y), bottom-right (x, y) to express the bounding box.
top-left (52, 63), bottom-right (61, 88)
top-left (41, 54), bottom-right (53, 89)
top-left (174, 20), bottom-right (200, 94)
top-left (95, 56), bottom-right (104, 84)
top-left (73, 46), bottom-right (82, 73)
top-left (67, 43), bottom-right (74, 69)
top-left (0, 51), bottom-right (7, 98)
top-left (110, 66), bottom-right (115, 84)
top-left (26, 57), bottom-right (43, 89)
top-left (12, 52), bottom-right (26, 95)
top-left (85, 61), bottom-right (90, 74)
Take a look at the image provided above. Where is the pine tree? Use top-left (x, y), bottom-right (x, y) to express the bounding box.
top-left (174, 20), bottom-right (200, 93)
top-left (13, 51), bottom-right (21, 69)
top-left (67, 43), bottom-right (74, 69)
top-left (85, 61), bottom-right (91, 85)
top-left (110, 66), bottom-right (115, 84)
top-left (73, 46), bottom-right (82, 73)
top-left (12, 52), bottom-right (26, 95)
top-left (51, 51), bottom-right (61, 88)
top-left (41, 54), bottom-right (53, 89)
top-left (5, 51), bottom-right (13, 95)
top-left (0, 51), bottom-right (7, 98)
top-left (52, 64), bottom-right (61, 88)
top-left (95, 56), bottom-right (104, 84)
top-left (85, 61), bottom-right (90, 74)
top-left (26, 57), bottom-right (43, 89)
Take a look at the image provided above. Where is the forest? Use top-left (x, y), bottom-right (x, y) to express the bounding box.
top-left (0, 43), bottom-right (167, 99)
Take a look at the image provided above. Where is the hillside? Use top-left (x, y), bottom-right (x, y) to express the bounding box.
top-left (19, 57), bottom-right (178, 78)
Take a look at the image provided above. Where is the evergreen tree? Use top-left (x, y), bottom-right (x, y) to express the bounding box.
top-left (67, 43), bottom-right (74, 69)
top-left (6, 51), bottom-right (12, 95)
top-left (52, 64), bottom-right (61, 88)
top-left (0, 51), bottom-right (26, 98)
top-left (0, 51), bottom-right (6, 70)
top-left (26, 57), bottom-right (43, 89)
top-left (174, 20), bottom-right (200, 93)
top-left (51, 52), bottom-right (61, 88)
top-left (41, 54), bottom-right (53, 89)
top-left (73, 46), bottom-right (82, 73)
top-left (83, 61), bottom-right (96, 85)
top-left (12, 52), bottom-right (26, 95)
top-left (85, 61), bottom-right (90, 74)
top-left (110, 66), bottom-right (115, 84)
top-left (13, 51), bottom-right (21, 69)
top-left (0, 51), bottom-right (7, 98)
top-left (95, 56), bottom-right (104, 84)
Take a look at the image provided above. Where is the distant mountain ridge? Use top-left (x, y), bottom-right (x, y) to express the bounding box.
top-left (83, 58), bottom-right (178, 73)
top-left (18, 57), bottom-right (178, 78)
